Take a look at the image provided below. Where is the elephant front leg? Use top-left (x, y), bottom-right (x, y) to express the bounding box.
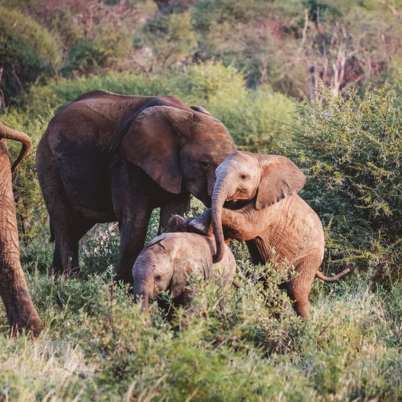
top-left (158, 192), bottom-right (191, 234)
top-left (219, 203), bottom-right (263, 241)
top-left (117, 205), bottom-right (152, 283)
top-left (112, 163), bottom-right (154, 283)
top-left (187, 205), bottom-right (262, 240)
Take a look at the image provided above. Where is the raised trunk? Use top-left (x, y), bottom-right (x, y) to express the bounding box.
top-left (0, 122), bottom-right (32, 170)
top-left (211, 177), bottom-right (230, 263)
top-left (0, 147), bottom-right (42, 335)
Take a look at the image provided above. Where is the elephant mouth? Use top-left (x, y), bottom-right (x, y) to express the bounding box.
top-left (224, 199), bottom-right (250, 210)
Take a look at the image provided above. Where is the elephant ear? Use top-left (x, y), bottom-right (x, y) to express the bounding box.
top-left (171, 262), bottom-right (190, 299)
top-left (190, 105), bottom-right (211, 115)
top-left (120, 106), bottom-right (194, 194)
top-left (255, 155), bottom-right (306, 210)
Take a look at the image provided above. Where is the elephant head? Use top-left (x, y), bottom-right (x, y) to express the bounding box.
top-left (132, 237), bottom-right (187, 310)
top-left (212, 151), bottom-right (306, 262)
top-left (120, 106), bottom-right (236, 205)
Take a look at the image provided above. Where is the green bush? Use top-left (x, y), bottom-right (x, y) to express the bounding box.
top-left (138, 11), bottom-right (197, 70)
top-left (192, 0), bottom-right (268, 32)
top-left (62, 24), bottom-right (132, 76)
top-left (1, 262), bottom-right (401, 401)
top-left (293, 84), bottom-right (402, 278)
top-left (0, 6), bottom-right (62, 103)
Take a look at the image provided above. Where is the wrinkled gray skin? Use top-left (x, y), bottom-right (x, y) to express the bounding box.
top-left (0, 122), bottom-right (42, 335)
top-left (132, 217), bottom-right (236, 309)
top-left (193, 151), bottom-right (350, 319)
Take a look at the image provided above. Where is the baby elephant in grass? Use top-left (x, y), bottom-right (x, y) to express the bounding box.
top-left (132, 216), bottom-right (236, 310)
top-left (192, 151), bottom-right (350, 319)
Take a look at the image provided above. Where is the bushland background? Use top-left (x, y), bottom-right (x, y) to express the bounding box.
top-left (0, 1), bottom-right (401, 400)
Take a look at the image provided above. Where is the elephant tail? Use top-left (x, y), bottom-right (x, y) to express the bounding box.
top-left (316, 267), bottom-right (351, 282)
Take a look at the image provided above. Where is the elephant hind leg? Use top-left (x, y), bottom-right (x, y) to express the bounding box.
top-left (51, 213), bottom-right (94, 276)
top-left (287, 252), bottom-right (322, 320)
top-left (37, 145), bottom-right (94, 276)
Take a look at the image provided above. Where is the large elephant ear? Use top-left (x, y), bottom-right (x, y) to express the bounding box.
top-left (255, 155), bottom-right (306, 210)
top-left (121, 106), bottom-right (194, 194)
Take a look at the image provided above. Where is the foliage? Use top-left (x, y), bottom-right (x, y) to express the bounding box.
top-left (0, 263), bottom-right (401, 400)
top-left (62, 23), bottom-right (132, 76)
top-left (138, 11), bottom-right (197, 70)
top-left (0, 6), bottom-right (62, 103)
top-left (192, 0), bottom-right (269, 31)
top-left (292, 84), bottom-right (402, 278)
top-left (0, 2), bottom-right (401, 399)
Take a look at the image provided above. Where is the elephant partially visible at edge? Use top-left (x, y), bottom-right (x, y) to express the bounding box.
top-left (0, 122), bottom-right (42, 335)
top-left (36, 91), bottom-right (236, 282)
top-left (192, 151), bottom-right (350, 319)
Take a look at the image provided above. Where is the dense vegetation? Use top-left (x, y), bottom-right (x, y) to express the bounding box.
top-left (0, 1), bottom-right (401, 401)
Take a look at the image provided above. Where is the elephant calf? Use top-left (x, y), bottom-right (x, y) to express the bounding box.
top-left (132, 216), bottom-right (236, 309)
top-left (192, 151), bottom-right (350, 319)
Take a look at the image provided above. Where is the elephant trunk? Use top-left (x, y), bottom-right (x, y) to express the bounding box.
top-left (133, 262), bottom-right (154, 311)
top-left (211, 174), bottom-right (231, 263)
top-left (0, 122), bottom-right (32, 171)
top-left (141, 293), bottom-right (150, 311)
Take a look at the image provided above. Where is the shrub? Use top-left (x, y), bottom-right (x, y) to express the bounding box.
top-left (192, 0), bottom-right (268, 32)
top-left (170, 63), bottom-right (297, 153)
top-left (0, 6), bottom-right (62, 103)
top-left (138, 11), bottom-right (196, 70)
top-left (293, 84), bottom-right (402, 279)
top-left (62, 24), bottom-right (132, 76)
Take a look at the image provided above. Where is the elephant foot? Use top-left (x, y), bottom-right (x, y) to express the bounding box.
top-left (10, 314), bottom-right (43, 337)
top-left (7, 293), bottom-right (43, 337)
top-left (50, 260), bottom-right (80, 278)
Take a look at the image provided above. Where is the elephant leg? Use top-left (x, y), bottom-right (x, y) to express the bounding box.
top-left (158, 192), bottom-right (191, 234)
top-left (111, 162), bottom-right (154, 283)
top-left (287, 253), bottom-right (321, 319)
top-left (0, 147), bottom-right (42, 335)
top-left (51, 213), bottom-right (94, 276)
top-left (116, 205), bottom-right (152, 283)
top-left (246, 240), bottom-right (265, 265)
top-left (1, 270), bottom-right (42, 336)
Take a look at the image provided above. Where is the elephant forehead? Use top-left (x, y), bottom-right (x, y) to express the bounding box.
top-left (218, 152), bottom-right (257, 173)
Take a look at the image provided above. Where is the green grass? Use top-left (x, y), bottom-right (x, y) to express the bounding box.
top-left (1, 240), bottom-right (401, 401)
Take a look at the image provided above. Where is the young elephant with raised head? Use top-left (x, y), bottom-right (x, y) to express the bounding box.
top-left (132, 216), bottom-right (236, 309)
top-left (192, 151), bottom-right (349, 319)
top-left (0, 122), bottom-right (42, 335)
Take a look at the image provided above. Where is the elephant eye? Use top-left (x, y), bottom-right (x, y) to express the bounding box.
top-left (155, 275), bottom-right (162, 282)
top-left (199, 160), bottom-right (209, 169)
top-left (240, 173), bottom-right (248, 180)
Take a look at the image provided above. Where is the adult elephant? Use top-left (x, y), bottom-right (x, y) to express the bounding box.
top-left (36, 91), bottom-right (235, 282)
top-left (0, 122), bottom-right (42, 335)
